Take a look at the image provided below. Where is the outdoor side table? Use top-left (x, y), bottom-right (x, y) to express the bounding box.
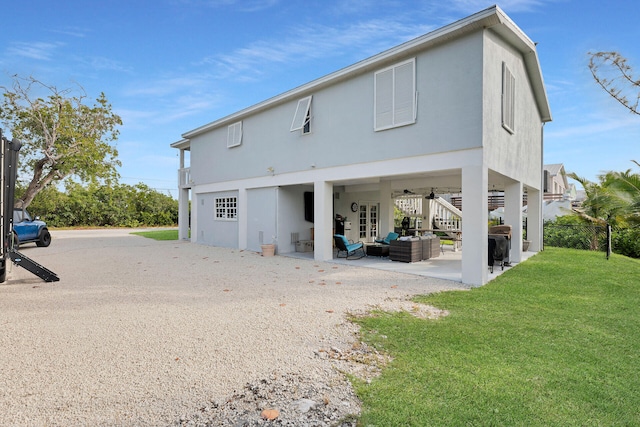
top-left (366, 244), bottom-right (389, 257)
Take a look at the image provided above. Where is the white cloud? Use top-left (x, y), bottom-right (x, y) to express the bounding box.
top-left (199, 18), bottom-right (433, 81)
top-left (6, 41), bottom-right (64, 61)
top-left (50, 26), bottom-right (88, 38)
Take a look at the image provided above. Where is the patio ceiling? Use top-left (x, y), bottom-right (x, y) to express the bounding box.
top-left (336, 168), bottom-right (528, 197)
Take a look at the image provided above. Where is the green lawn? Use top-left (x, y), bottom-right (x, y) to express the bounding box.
top-left (131, 229), bottom-right (178, 240)
top-left (354, 247), bottom-right (640, 426)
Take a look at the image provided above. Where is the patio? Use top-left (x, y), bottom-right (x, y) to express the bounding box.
top-left (284, 244), bottom-right (537, 284)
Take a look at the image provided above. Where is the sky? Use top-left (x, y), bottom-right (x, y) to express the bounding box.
top-left (0, 0), bottom-right (638, 196)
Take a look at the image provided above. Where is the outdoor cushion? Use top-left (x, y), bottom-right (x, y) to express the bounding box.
top-left (375, 232), bottom-right (399, 245)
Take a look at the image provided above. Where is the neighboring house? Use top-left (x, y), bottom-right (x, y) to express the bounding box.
top-left (543, 163), bottom-right (572, 199)
top-left (171, 6), bottom-right (552, 286)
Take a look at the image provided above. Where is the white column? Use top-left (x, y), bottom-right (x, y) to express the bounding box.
top-left (379, 180), bottom-right (393, 237)
top-left (314, 181), bottom-right (334, 261)
top-left (178, 188), bottom-right (190, 240)
top-left (190, 190), bottom-right (198, 243)
top-left (527, 187), bottom-right (542, 252)
top-left (423, 198), bottom-right (430, 231)
top-left (461, 165), bottom-right (488, 286)
top-left (238, 187), bottom-right (248, 250)
top-left (504, 181), bottom-right (523, 263)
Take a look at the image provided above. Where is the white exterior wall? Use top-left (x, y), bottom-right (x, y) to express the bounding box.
top-left (483, 30), bottom-right (543, 189)
top-left (188, 32), bottom-right (485, 188)
top-left (196, 191), bottom-right (239, 248)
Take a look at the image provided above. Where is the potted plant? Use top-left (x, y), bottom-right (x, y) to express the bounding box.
top-left (261, 236), bottom-right (277, 256)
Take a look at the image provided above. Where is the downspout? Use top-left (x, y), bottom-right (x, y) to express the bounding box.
top-left (275, 187), bottom-right (279, 249)
top-left (541, 121), bottom-right (545, 251)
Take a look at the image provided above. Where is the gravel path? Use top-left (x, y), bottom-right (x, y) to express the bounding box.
top-left (0, 229), bottom-right (470, 426)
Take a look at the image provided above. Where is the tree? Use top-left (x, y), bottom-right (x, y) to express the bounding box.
top-left (0, 76), bottom-right (122, 208)
top-left (607, 166), bottom-right (640, 227)
top-left (588, 51), bottom-right (640, 115)
top-left (569, 162), bottom-right (640, 228)
top-left (567, 172), bottom-right (623, 226)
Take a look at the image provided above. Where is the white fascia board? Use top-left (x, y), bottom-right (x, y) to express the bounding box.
top-left (171, 138), bottom-right (191, 150)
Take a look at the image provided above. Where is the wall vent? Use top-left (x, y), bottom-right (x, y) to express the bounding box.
top-left (259, 231), bottom-right (264, 245)
top-left (290, 232), bottom-right (299, 244)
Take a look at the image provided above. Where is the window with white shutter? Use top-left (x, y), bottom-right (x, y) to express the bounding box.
top-left (227, 121), bottom-right (242, 148)
top-left (374, 58), bottom-right (416, 131)
top-left (502, 62), bottom-right (515, 134)
top-left (290, 95), bottom-right (312, 133)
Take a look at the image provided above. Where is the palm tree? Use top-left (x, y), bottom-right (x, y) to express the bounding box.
top-left (568, 172), bottom-right (623, 226)
top-left (607, 165), bottom-right (640, 227)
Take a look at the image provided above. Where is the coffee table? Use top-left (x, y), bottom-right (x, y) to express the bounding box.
top-left (366, 244), bottom-right (389, 257)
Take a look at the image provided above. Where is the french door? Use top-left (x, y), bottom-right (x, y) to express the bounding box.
top-left (359, 202), bottom-right (379, 243)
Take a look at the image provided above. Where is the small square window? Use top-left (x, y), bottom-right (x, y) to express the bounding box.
top-left (215, 197), bottom-right (237, 220)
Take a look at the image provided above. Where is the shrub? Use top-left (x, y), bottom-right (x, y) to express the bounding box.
top-left (612, 227), bottom-right (640, 258)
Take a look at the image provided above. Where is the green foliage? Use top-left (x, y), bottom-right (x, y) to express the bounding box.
top-left (611, 227), bottom-right (640, 258)
top-left (0, 76), bottom-right (121, 208)
top-left (544, 216), bottom-right (608, 251)
top-left (544, 216), bottom-right (640, 258)
top-left (20, 182), bottom-right (177, 227)
top-left (354, 248), bottom-right (640, 426)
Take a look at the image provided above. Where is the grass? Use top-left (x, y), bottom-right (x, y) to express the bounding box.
top-left (131, 229), bottom-right (178, 240)
top-left (353, 247), bottom-right (640, 426)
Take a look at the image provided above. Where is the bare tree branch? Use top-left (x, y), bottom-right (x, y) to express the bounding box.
top-left (588, 51), bottom-right (640, 115)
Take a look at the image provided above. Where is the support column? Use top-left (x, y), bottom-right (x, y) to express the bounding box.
top-left (178, 188), bottom-right (190, 240)
top-left (461, 165), bottom-right (488, 286)
top-left (379, 181), bottom-right (393, 237)
top-left (238, 187), bottom-right (248, 250)
top-left (314, 181), bottom-right (334, 261)
top-left (504, 181), bottom-right (523, 263)
top-left (527, 187), bottom-right (542, 252)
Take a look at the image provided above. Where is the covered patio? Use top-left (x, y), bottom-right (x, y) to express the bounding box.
top-left (284, 243), bottom-right (537, 284)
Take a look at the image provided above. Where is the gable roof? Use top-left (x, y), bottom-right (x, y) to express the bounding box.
top-left (544, 164), bottom-right (565, 177)
top-left (173, 5), bottom-right (551, 146)
top-left (544, 163), bottom-right (569, 189)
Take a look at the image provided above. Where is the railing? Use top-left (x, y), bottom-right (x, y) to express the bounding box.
top-left (394, 195), bottom-right (422, 216)
top-left (178, 168), bottom-right (191, 188)
top-left (394, 195), bottom-right (462, 239)
top-left (430, 197), bottom-right (462, 231)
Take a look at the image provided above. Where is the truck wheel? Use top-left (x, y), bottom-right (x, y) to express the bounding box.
top-left (36, 230), bottom-right (51, 247)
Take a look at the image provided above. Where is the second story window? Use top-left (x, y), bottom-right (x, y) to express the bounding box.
top-left (290, 95), bottom-right (312, 134)
top-left (374, 58), bottom-right (416, 131)
top-left (502, 62), bottom-right (515, 134)
top-left (227, 121), bottom-right (243, 148)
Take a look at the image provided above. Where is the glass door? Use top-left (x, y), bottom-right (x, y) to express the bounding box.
top-left (359, 202), bottom-right (379, 243)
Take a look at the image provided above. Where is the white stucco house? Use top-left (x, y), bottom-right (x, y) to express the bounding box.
top-left (171, 5), bottom-right (552, 286)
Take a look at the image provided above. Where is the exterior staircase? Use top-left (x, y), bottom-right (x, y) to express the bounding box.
top-left (394, 195), bottom-right (462, 242)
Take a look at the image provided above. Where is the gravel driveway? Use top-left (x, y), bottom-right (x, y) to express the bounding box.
top-left (0, 229), bottom-right (470, 426)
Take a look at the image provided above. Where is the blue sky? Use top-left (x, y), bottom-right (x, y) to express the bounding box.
top-left (1, 0), bottom-right (638, 196)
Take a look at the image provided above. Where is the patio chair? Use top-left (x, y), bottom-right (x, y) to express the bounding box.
top-left (333, 234), bottom-right (366, 259)
top-left (374, 232), bottom-right (399, 245)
